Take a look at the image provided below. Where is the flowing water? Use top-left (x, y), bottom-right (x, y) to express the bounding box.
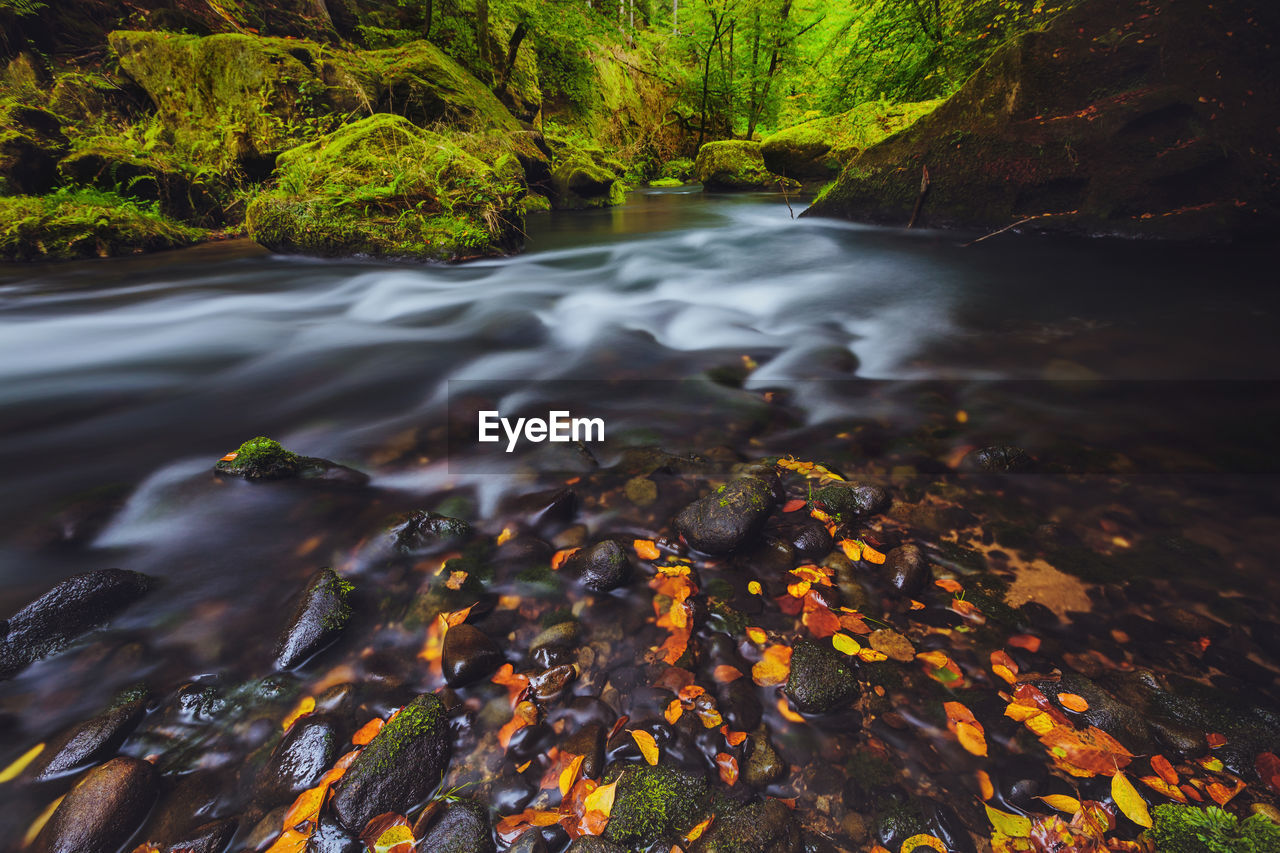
top-left (2, 190), bottom-right (1279, 848)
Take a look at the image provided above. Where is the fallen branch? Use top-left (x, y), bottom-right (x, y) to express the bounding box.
top-left (962, 209), bottom-right (1080, 246)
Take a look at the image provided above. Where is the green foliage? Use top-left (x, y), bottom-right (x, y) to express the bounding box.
top-left (216, 437), bottom-right (302, 479)
top-left (1147, 805), bottom-right (1280, 853)
top-left (0, 0), bottom-right (44, 16)
top-left (0, 187), bottom-right (203, 261)
top-left (603, 764), bottom-right (709, 845)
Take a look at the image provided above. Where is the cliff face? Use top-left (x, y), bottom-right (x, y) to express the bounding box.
top-left (804, 0), bottom-right (1280, 240)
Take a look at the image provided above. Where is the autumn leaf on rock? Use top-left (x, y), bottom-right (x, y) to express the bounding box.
top-left (631, 729), bottom-right (659, 765)
top-left (715, 752), bottom-right (738, 785)
top-left (360, 814), bottom-right (414, 853)
top-left (752, 645), bottom-right (792, 686)
top-left (633, 539), bottom-right (660, 560)
top-left (1111, 772), bottom-right (1152, 827)
top-left (351, 716), bottom-right (383, 746)
top-left (986, 804), bottom-right (1032, 837)
top-left (944, 701), bottom-right (989, 757)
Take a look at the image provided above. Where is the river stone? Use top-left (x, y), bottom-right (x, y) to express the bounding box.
top-left (417, 799), bottom-right (496, 853)
top-left (690, 798), bottom-right (802, 853)
top-left (742, 730), bottom-right (786, 787)
top-left (31, 690), bottom-right (149, 781)
top-left (674, 477), bottom-right (776, 555)
top-left (0, 568), bottom-right (152, 680)
top-left (530, 620), bottom-right (580, 669)
top-left (273, 568), bottom-right (354, 670)
top-left (257, 714), bottom-right (339, 801)
top-left (603, 763), bottom-right (709, 846)
top-left (442, 623), bottom-right (504, 686)
top-left (885, 544), bottom-right (929, 597)
top-left (388, 511), bottom-right (471, 552)
top-left (566, 839), bottom-right (628, 853)
top-left (561, 722), bottom-right (606, 779)
top-left (965, 445), bottom-right (1034, 473)
top-left (305, 818), bottom-right (362, 853)
top-left (785, 639), bottom-right (860, 714)
top-left (813, 483), bottom-right (889, 521)
top-left (331, 692), bottom-right (451, 831)
top-left (165, 818), bottom-right (238, 853)
top-left (565, 541), bottom-right (632, 592)
top-left (34, 756), bottom-right (159, 853)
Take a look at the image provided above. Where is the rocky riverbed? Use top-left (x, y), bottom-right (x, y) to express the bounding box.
top-left (3, 425), bottom-right (1280, 853)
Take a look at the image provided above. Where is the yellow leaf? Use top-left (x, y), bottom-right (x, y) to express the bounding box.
top-left (857, 648), bottom-right (889, 663)
top-left (839, 539), bottom-right (863, 561)
top-left (665, 699), bottom-right (684, 725)
top-left (282, 697), bottom-right (315, 731)
top-left (584, 779), bottom-right (617, 816)
top-left (23, 794), bottom-right (64, 847)
top-left (1112, 771), bottom-right (1153, 828)
top-left (1025, 712), bottom-right (1055, 736)
top-left (832, 633), bottom-right (861, 655)
top-left (746, 626), bottom-right (767, 645)
top-left (916, 650), bottom-right (950, 668)
top-left (956, 721), bottom-right (988, 757)
top-left (900, 834), bottom-right (948, 853)
top-left (374, 825), bottom-right (415, 853)
top-left (861, 544), bottom-right (886, 565)
top-left (0, 742), bottom-right (45, 783)
top-left (631, 730), bottom-right (659, 765)
top-left (686, 815), bottom-right (715, 843)
top-left (264, 829), bottom-right (310, 853)
top-left (559, 754), bottom-right (585, 796)
top-left (1039, 794), bottom-right (1082, 813)
top-left (985, 804), bottom-right (1032, 838)
top-left (747, 581), bottom-right (762, 595)
top-left (497, 527), bottom-right (514, 545)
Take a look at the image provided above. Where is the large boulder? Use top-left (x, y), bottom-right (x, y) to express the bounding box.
top-left (549, 143), bottom-right (626, 209)
top-left (33, 757), bottom-right (159, 853)
top-left (761, 99), bottom-right (942, 181)
top-left (245, 114), bottom-right (526, 260)
top-left (603, 763), bottom-right (709, 846)
top-left (803, 0), bottom-right (1280, 240)
top-left (694, 140), bottom-right (779, 190)
top-left (0, 190), bottom-right (204, 262)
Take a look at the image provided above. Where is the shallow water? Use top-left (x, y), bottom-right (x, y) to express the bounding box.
top-left (2, 190), bottom-right (1279, 848)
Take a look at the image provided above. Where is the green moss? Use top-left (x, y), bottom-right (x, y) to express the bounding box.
top-left (0, 99), bottom-right (68, 194)
top-left (603, 764), bottom-right (709, 845)
top-left (215, 436), bottom-right (301, 479)
top-left (548, 137), bottom-right (626, 209)
top-left (1147, 804), bottom-right (1280, 853)
top-left (693, 140), bottom-right (780, 191)
top-left (0, 187), bottom-right (203, 261)
top-left (245, 114), bottom-right (525, 261)
top-left (360, 692), bottom-right (447, 775)
top-left (760, 99), bottom-right (942, 179)
top-left (648, 177), bottom-right (683, 187)
top-left (318, 571), bottom-right (355, 631)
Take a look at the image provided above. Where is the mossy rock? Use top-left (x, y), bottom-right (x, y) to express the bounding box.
top-left (1146, 803), bottom-right (1280, 853)
top-left (550, 143), bottom-right (626, 209)
top-left (0, 189), bottom-right (203, 262)
top-left (0, 100), bottom-right (68, 195)
top-left (760, 99), bottom-right (942, 180)
top-left (693, 140), bottom-right (781, 191)
top-left (689, 799), bottom-right (802, 853)
top-left (57, 143), bottom-right (228, 226)
top-left (245, 114), bottom-right (526, 261)
top-left (215, 437), bottom-right (301, 480)
top-left (785, 638), bottom-right (860, 714)
top-left (602, 763), bottom-right (709, 846)
top-left (648, 177), bottom-right (684, 188)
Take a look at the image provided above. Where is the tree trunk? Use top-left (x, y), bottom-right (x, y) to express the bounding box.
top-left (476, 0), bottom-right (491, 72)
top-left (498, 19), bottom-right (528, 93)
top-left (423, 0), bottom-right (433, 39)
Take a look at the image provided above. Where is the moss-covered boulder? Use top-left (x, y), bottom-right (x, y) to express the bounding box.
top-left (57, 143), bottom-right (228, 226)
top-left (245, 114), bottom-right (526, 261)
top-left (694, 140), bottom-right (780, 191)
top-left (108, 32), bottom-right (519, 173)
top-left (273, 567), bottom-right (355, 670)
top-left (1146, 804), bottom-right (1280, 853)
top-left (803, 0), bottom-right (1280, 240)
top-left (549, 143), bottom-right (626, 209)
top-left (603, 763), bottom-right (709, 846)
top-left (761, 100), bottom-right (942, 181)
top-left (785, 638), bottom-right (860, 714)
top-left (0, 101), bottom-right (68, 194)
top-left (214, 436), bottom-right (369, 482)
top-left (690, 799), bottom-right (803, 853)
top-left (0, 189), bottom-right (203, 262)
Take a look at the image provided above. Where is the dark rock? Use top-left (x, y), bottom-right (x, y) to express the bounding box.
top-left (331, 692), bottom-right (451, 831)
top-left (305, 818), bottom-right (362, 853)
top-left (965, 446), bottom-right (1034, 473)
top-left (165, 818), bottom-right (238, 853)
top-left (690, 798), bottom-right (802, 853)
top-left (785, 639), bottom-right (860, 714)
top-left (788, 521), bottom-right (834, 560)
top-left (718, 678), bottom-right (763, 732)
top-left (1, 569), bottom-right (152, 680)
top-left (564, 541), bottom-right (632, 592)
top-left (34, 757), bottom-right (159, 853)
top-left (388, 511), bottom-right (471, 552)
top-left (244, 806), bottom-right (288, 852)
top-left (257, 714), bottom-right (340, 802)
top-left (0, 102), bottom-right (68, 194)
top-left (491, 772), bottom-right (536, 813)
top-left (874, 791), bottom-right (928, 851)
top-left (530, 664), bottom-right (576, 702)
top-left (741, 729), bottom-right (786, 787)
top-left (562, 722), bottom-right (606, 780)
top-left (530, 621), bottom-right (580, 669)
top-left (417, 799), bottom-right (496, 853)
top-left (500, 486), bottom-right (577, 530)
top-left (603, 763), bottom-right (709, 845)
top-left (30, 690), bottom-right (148, 781)
top-left (812, 483), bottom-right (889, 521)
top-left (885, 545), bottom-right (930, 597)
top-left (507, 833), bottom-right (549, 853)
top-left (566, 839), bottom-right (628, 853)
top-left (442, 624), bottom-right (504, 687)
top-left (674, 477), bottom-right (776, 555)
top-left (273, 568), bottom-right (354, 670)
top-left (1032, 674), bottom-right (1155, 755)
top-left (214, 437), bottom-right (368, 484)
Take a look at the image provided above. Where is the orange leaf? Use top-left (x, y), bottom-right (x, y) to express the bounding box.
top-left (1207, 780), bottom-right (1244, 806)
top-left (264, 829), bottom-right (309, 853)
top-left (956, 721), bottom-right (988, 757)
top-left (838, 539), bottom-right (862, 561)
top-left (551, 548), bottom-right (579, 570)
top-left (665, 699), bottom-right (684, 725)
top-left (1206, 732), bottom-right (1227, 748)
top-left (1150, 755), bottom-right (1179, 786)
top-left (1140, 775), bottom-right (1188, 803)
top-left (713, 665), bottom-right (743, 683)
top-left (935, 578), bottom-right (963, 593)
top-left (444, 604), bottom-right (475, 628)
top-left (715, 752), bottom-right (739, 786)
top-left (633, 539), bottom-right (660, 560)
top-left (752, 645), bottom-right (792, 686)
top-left (861, 544), bottom-right (885, 564)
top-left (559, 754), bottom-right (585, 797)
top-left (1058, 693), bottom-right (1089, 713)
top-left (721, 726), bottom-right (747, 747)
top-left (802, 604), bottom-right (841, 638)
top-left (686, 815), bottom-right (715, 843)
top-left (777, 697), bottom-right (806, 723)
top-left (283, 697), bottom-right (315, 731)
top-left (838, 611), bottom-right (872, 634)
top-left (631, 730), bottom-right (659, 765)
top-left (781, 499), bottom-right (807, 513)
top-left (1008, 634), bottom-right (1041, 653)
top-left (352, 717), bottom-right (384, 746)
top-left (977, 769), bottom-right (994, 801)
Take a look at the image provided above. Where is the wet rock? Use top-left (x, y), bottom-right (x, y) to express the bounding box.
top-left (785, 639), bottom-right (860, 714)
top-left (742, 729), bottom-right (786, 787)
top-left (690, 798), bottom-right (802, 853)
top-left (491, 772), bottom-right (536, 813)
top-left (273, 568), bottom-right (354, 670)
top-left (388, 511), bottom-right (471, 552)
top-left (331, 692), bottom-right (451, 831)
top-left (885, 544), bottom-right (930, 597)
top-left (442, 623), bottom-right (504, 687)
top-left (0, 568), bottom-right (152, 680)
top-left (566, 839), bottom-right (628, 853)
top-left (244, 806), bottom-right (288, 852)
top-left (965, 446), bottom-right (1034, 473)
top-left (873, 791), bottom-right (928, 851)
top-left (718, 678), bottom-right (763, 732)
top-left (165, 818), bottom-right (238, 853)
top-left (603, 763), bottom-right (709, 846)
top-left (257, 714), bottom-right (339, 801)
top-left (500, 486), bottom-right (578, 530)
top-left (30, 689), bottom-right (149, 780)
top-left (305, 818), bottom-right (362, 853)
top-left (564, 541), bottom-right (632, 592)
top-left (34, 757), bottom-right (158, 853)
top-left (788, 521), bottom-right (833, 560)
top-left (508, 833), bottom-right (549, 853)
top-left (531, 621), bottom-right (580, 669)
top-left (812, 483), bottom-right (889, 521)
top-left (1032, 674), bottom-right (1155, 755)
top-left (417, 799), bottom-right (496, 853)
top-left (562, 722), bottom-right (606, 779)
top-left (625, 476), bottom-right (659, 507)
top-left (214, 436), bottom-right (368, 484)
top-left (530, 664), bottom-right (577, 702)
top-left (674, 477), bottom-right (776, 555)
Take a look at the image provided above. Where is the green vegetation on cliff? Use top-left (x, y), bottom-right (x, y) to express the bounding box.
top-left (0, 187), bottom-right (202, 261)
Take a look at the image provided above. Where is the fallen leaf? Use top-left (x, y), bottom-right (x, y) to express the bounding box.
top-left (832, 633), bottom-right (861, 656)
top-left (776, 697), bottom-right (806, 724)
top-left (985, 804), bottom-right (1032, 837)
top-left (861, 543), bottom-right (886, 564)
top-left (583, 779), bottom-right (617, 816)
top-left (839, 539), bottom-right (863, 561)
top-left (264, 829), bottom-right (309, 853)
top-left (781, 499), bottom-right (807, 513)
top-left (977, 770), bottom-right (994, 801)
top-left (282, 697), bottom-right (315, 731)
top-left (665, 699), bottom-right (684, 725)
top-left (1256, 752), bottom-right (1280, 794)
top-left (1112, 772), bottom-right (1153, 827)
top-left (1058, 693), bottom-right (1089, 713)
top-left (1008, 634), bottom-right (1041, 653)
top-left (1039, 794), bottom-right (1082, 813)
top-left (721, 726), bottom-right (747, 747)
top-left (0, 742), bottom-right (45, 783)
top-left (752, 645), bottom-right (792, 686)
top-left (351, 717), bottom-right (384, 746)
top-left (747, 581), bottom-right (762, 595)
top-left (686, 815), bottom-right (715, 843)
top-left (900, 835), bottom-right (947, 852)
top-left (935, 578), bottom-right (963, 593)
top-left (746, 626), bottom-right (767, 645)
top-left (715, 752), bottom-right (739, 785)
top-left (634, 539), bottom-right (660, 560)
top-left (1151, 755), bottom-right (1179, 787)
top-left (631, 730), bottom-right (659, 765)
top-left (1139, 775), bottom-right (1187, 803)
top-left (559, 754), bottom-right (585, 796)
top-left (496, 527), bottom-right (514, 545)
top-left (713, 665), bottom-right (743, 683)
top-left (551, 548), bottom-right (579, 570)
